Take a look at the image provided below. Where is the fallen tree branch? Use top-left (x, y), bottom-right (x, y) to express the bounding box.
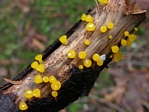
top-left (0, 0), bottom-right (146, 112)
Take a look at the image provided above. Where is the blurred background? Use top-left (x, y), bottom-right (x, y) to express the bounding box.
top-left (0, 0), bottom-right (149, 112)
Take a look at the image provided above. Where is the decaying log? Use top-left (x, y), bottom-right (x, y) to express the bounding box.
top-left (0, 0), bottom-right (146, 112)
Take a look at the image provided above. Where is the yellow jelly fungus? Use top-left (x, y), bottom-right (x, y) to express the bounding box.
top-left (111, 46), bottom-right (119, 53)
top-left (51, 91), bottom-right (58, 98)
top-left (121, 39), bottom-right (127, 46)
top-left (67, 50), bottom-right (76, 59)
top-left (43, 76), bottom-right (49, 83)
top-left (128, 34), bottom-right (136, 42)
top-left (108, 35), bottom-right (112, 39)
top-left (31, 61), bottom-right (38, 69)
top-left (24, 89), bottom-right (33, 99)
top-left (49, 75), bottom-right (57, 83)
top-left (114, 52), bottom-right (122, 62)
top-left (35, 54), bottom-right (43, 63)
top-left (100, 26), bottom-right (107, 33)
top-left (86, 15), bottom-right (93, 23)
top-left (84, 39), bottom-right (90, 45)
top-left (34, 74), bottom-right (43, 84)
top-left (33, 88), bottom-right (41, 98)
top-left (98, 0), bottom-right (108, 4)
top-left (107, 22), bottom-right (114, 29)
top-left (127, 39), bottom-right (132, 47)
top-left (110, 55), bottom-right (113, 58)
top-left (59, 35), bottom-right (68, 45)
top-left (78, 51), bottom-right (87, 59)
top-left (124, 31), bottom-right (129, 36)
top-left (37, 64), bottom-right (45, 73)
top-left (86, 23), bottom-right (95, 31)
top-left (97, 59), bottom-right (103, 66)
top-left (81, 14), bottom-right (87, 21)
top-left (51, 81), bottom-right (61, 91)
top-left (92, 54), bottom-right (100, 61)
top-left (83, 59), bottom-right (92, 68)
top-left (79, 65), bottom-right (84, 70)
top-left (19, 102), bottom-right (28, 111)
top-left (134, 27), bottom-right (138, 32)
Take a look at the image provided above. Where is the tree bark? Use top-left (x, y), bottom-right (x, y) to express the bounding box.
top-left (0, 0), bottom-right (146, 112)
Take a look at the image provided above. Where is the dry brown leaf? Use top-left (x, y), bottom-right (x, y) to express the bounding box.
top-left (14, 0), bottom-right (30, 13)
top-left (108, 68), bottom-right (149, 112)
top-left (23, 28), bottom-right (48, 51)
top-left (125, 81), bottom-right (144, 112)
top-left (104, 87), bottom-right (125, 104)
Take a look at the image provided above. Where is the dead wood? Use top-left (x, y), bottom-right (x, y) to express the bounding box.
top-left (0, 0), bottom-right (146, 112)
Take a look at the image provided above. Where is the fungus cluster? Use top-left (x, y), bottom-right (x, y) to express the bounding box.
top-left (19, 54), bottom-right (62, 111)
top-left (111, 29), bottom-right (138, 63)
top-left (59, 9), bottom-right (138, 71)
top-left (24, 88), bottom-right (41, 99)
top-left (81, 14), bottom-right (96, 32)
top-left (19, 0), bottom-right (139, 110)
top-left (59, 10), bottom-right (138, 70)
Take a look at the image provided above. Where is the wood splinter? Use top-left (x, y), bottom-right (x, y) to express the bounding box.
top-left (4, 78), bottom-right (22, 85)
top-left (0, 0), bottom-right (147, 112)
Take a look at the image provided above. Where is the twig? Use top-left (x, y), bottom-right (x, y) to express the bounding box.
top-left (4, 78), bottom-right (22, 85)
top-left (89, 94), bottom-right (125, 112)
top-left (118, 60), bottom-right (149, 67)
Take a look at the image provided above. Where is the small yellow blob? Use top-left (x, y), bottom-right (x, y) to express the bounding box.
top-left (35, 54), bottom-right (43, 63)
top-left (100, 26), bottom-right (107, 33)
top-left (84, 39), bottom-right (90, 45)
top-left (127, 39), bottom-right (132, 47)
top-left (78, 51), bottom-right (87, 59)
top-left (33, 88), bottom-right (41, 98)
top-left (81, 14), bottom-right (87, 21)
top-left (83, 59), bottom-right (92, 68)
top-left (114, 52), bottom-right (122, 62)
top-left (19, 102), bottom-right (28, 111)
top-left (121, 39), bottom-right (127, 46)
top-left (79, 65), bottom-right (84, 70)
top-left (108, 35), bottom-right (112, 39)
top-left (67, 50), bottom-right (76, 59)
top-left (37, 64), bottom-right (45, 73)
top-left (51, 91), bottom-right (58, 98)
top-left (107, 22), bottom-right (114, 29)
top-left (92, 54), bottom-right (100, 61)
top-left (110, 55), bottom-right (113, 58)
top-left (34, 74), bottom-right (43, 84)
top-left (111, 46), bottom-right (119, 53)
top-left (97, 59), bottom-right (103, 66)
top-left (86, 15), bottom-right (93, 23)
top-left (49, 75), bottom-right (57, 83)
top-left (86, 23), bottom-right (96, 31)
top-left (24, 89), bottom-right (33, 99)
top-left (128, 34), bottom-right (136, 42)
top-left (43, 76), bottom-right (49, 83)
top-left (31, 61), bottom-right (38, 69)
top-left (98, 0), bottom-right (108, 4)
top-left (59, 35), bottom-right (68, 45)
top-left (51, 81), bottom-right (61, 91)
top-left (124, 31), bottom-right (129, 36)
top-left (134, 27), bottom-right (138, 32)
